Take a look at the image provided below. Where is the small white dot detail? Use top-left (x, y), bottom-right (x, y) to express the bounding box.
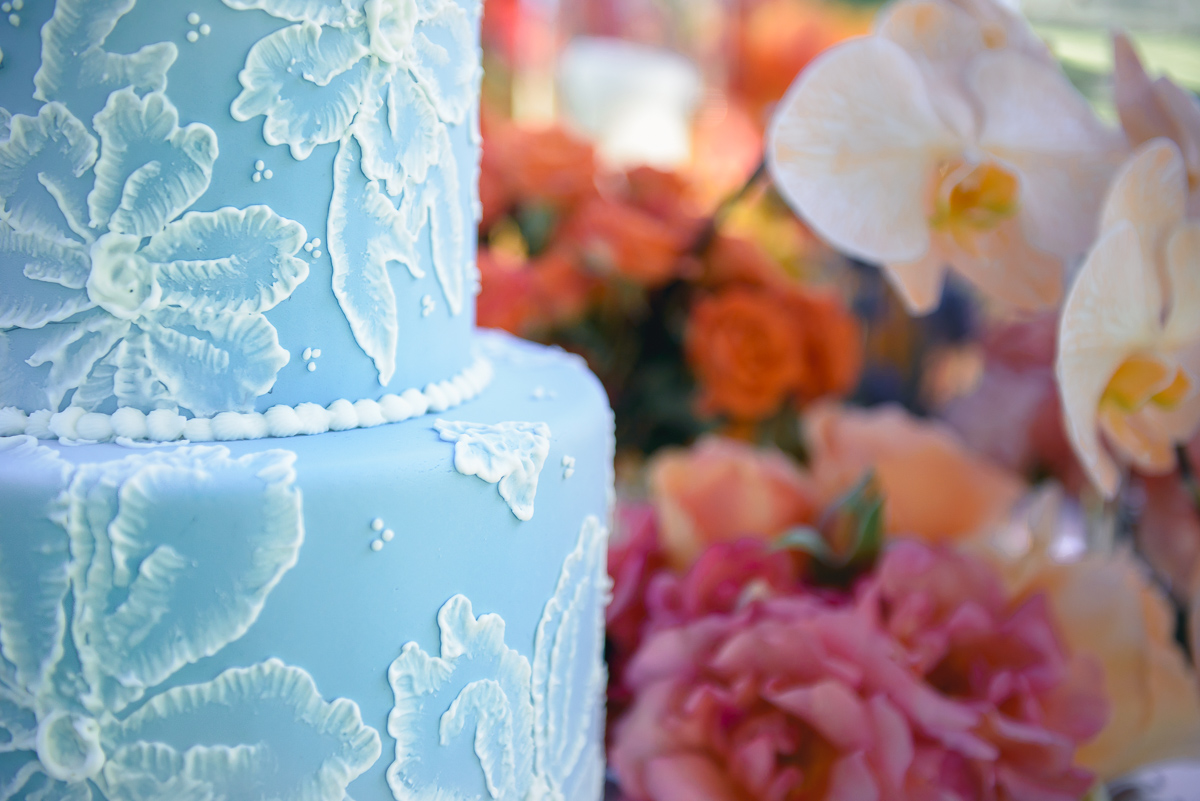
top-left (307, 362), bottom-right (317, 372)
top-left (2, 4), bottom-right (12, 13)
top-left (8, 12), bottom-right (19, 25)
top-left (312, 249), bottom-right (322, 259)
top-left (312, 349), bottom-right (322, 358)
top-left (263, 169), bottom-right (274, 180)
top-left (371, 518), bottom-right (384, 532)
top-left (370, 540), bottom-right (384, 552)
top-left (312, 238), bottom-right (321, 247)
top-left (200, 23), bottom-right (211, 35)
top-left (255, 160), bottom-right (265, 171)
top-left (187, 12), bottom-right (201, 24)
top-left (10, 0), bottom-right (19, 10)
top-left (382, 529), bottom-right (395, 542)
top-left (421, 295), bottom-right (435, 317)
top-left (302, 348), bottom-right (313, 361)
top-left (252, 172), bottom-right (262, 183)
top-left (186, 30), bottom-right (199, 42)
top-left (304, 242), bottom-right (314, 252)
top-left (562, 455), bottom-right (576, 480)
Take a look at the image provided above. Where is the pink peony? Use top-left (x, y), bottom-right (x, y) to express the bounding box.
top-left (610, 541), bottom-right (1107, 801)
top-left (608, 502), bottom-right (670, 722)
top-left (876, 542), bottom-right (1108, 799)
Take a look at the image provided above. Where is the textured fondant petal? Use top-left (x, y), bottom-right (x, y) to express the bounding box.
top-left (0, 332), bottom-right (54, 412)
top-left (387, 595), bottom-right (534, 801)
top-left (439, 679), bottom-right (518, 798)
top-left (0, 222), bottom-right (94, 330)
top-left (25, 313), bottom-right (131, 412)
top-left (71, 351), bottom-right (119, 413)
top-left (410, 0), bottom-right (478, 125)
top-left (34, 0), bottom-right (176, 107)
top-left (64, 447), bottom-right (304, 714)
top-left (0, 437), bottom-right (72, 698)
top-left (138, 309), bottom-right (290, 417)
top-left (355, 72), bottom-right (443, 195)
top-left (102, 659), bottom-right (381, 801)
top-left (403, 128), bottom-right (467, 317)
top-left (0, 687), bottom-right (38, 754)
top-left (532, 516), bottom-right (610, 795)
top-left (222, 0), bottom-right (366, 27)
top-left (144, 207), bottom-right (309, 315)
top-left (0, 105), bottom-right (97, 243)
top-left (111, 329), bottom-right (172, 412)
top-left (231, 22), bottom-right (371, 160)
top-left (89, 89), bottom-right (219, 238)
top-left (433, 421), bottom-right (551, 521)
top-left (330, 136), bottom-right (417, 386)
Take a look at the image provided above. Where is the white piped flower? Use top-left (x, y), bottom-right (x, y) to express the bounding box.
top-left (86, 233), bottom-right (161, 320)
top-left (365, 0), bottom-right (418, 63)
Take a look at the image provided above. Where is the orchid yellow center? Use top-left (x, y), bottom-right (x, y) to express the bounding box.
top-left (930, 161), bottom-right (1020, 242)
top-left (1102, 354), bottom-right (1192, 413)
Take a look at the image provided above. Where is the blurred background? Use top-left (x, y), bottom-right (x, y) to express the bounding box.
top-left (474, 0), bottom-right (1199, 471)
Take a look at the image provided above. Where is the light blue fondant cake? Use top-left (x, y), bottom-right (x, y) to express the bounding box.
top-left (0, 3), bottom-right (612, 800)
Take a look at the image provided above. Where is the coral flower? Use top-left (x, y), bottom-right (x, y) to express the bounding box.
top-left (767, 0), bottom-right (1122, 314)
top-left (649, 436), bottom-right (818, 569)
top-left (805, 403), bottom-right (1025, 544)
top-left (1057, 139), bottom-right (1200, 497)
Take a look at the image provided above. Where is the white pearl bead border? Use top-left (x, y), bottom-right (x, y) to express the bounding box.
top-left (0, 357), bottom-right (494, 445)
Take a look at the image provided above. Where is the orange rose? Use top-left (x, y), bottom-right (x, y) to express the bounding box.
top-left (649, 435), bottom-right (818, 569)
top-left (703, 232), bottom-right (789, 288)
top-left (783, 287), bottom-right (862, 402)
top-left (560, 197), bottom-right (687, 287)
top-left (687, 287), bottom-right (807, 420)
top-left (476, 248), bottom-right (597, 335)
top-left (477, 249), bottom-right (539, 334)
top-left (732, 0), bottom-right (869, 118)
top-left (805, 402), bottom-right (1026, 543)
top-left (481, 115), bottom-right (598, 217)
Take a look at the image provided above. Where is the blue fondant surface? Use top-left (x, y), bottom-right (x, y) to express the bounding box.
top-left (0, 332), bottom-right (613, 800)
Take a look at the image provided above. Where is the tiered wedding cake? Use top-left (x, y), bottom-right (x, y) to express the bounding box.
top-left (0, 1), bottom-right (612, 799)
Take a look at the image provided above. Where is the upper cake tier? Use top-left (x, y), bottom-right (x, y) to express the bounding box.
top-left (0, 0), bottom-right (483, 425)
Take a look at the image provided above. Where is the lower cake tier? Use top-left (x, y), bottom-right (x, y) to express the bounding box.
top-left (0, 331), bottom-right (613, 801)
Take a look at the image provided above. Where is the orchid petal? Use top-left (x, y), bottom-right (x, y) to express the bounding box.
top-left (1164, 222), bottom-right (1200, 348)
top-left (885, 248), bottom-right (950, 314)
top-left (939, 216), bottom-right (1063, 311)
top-left (1058, 222), bottom-right (1162, 497)
top-left (768, 37), bottom-right (957, 266)
top-left (1101, 139), bottom-right (1187, 274)
top-left (974, 49), bottom-right (1125, 260)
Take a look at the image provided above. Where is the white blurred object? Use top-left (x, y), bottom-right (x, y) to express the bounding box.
top-left (1109, 761), bottom-right (1200, 800)
top-left (558, 36), bottom-right (702, 169)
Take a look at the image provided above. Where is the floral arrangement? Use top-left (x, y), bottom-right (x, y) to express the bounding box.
top-left (478, 0), bottom-right (1200, 797)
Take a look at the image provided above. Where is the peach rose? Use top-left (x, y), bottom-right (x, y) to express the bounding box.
top-left (687, 287), bottom-right (807, 420)
top-left (805, 403), bottom-right (1026, 543)
top-left (649, 436), bottom-right (818, 569)
top-left (986, 492), bottom-right (1200, 780)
